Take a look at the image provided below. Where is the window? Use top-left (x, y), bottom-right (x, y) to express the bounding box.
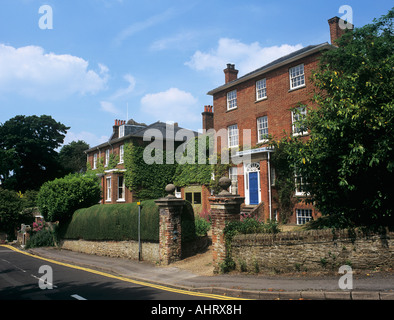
top-left (256, 79), bottom-right (267, 100)
top-left (105, 149), bottom-right (110, 167)
top-left (228, 124), bottom-right (239, 148)
top-left (227, 90), bottom-right (237, 110)
top-left (229, 166), bottom-right (238, 194)
top-left (193, 192), bottom-right (201, 204)
top-left (185, 192), bottom-right (201, 204)
top-left (289, 64), bottom-right (305, 90)
top-left (257, 116), bottom-right (269, 142)
top-left (294, 167), bottom-right (308, 196)
top-left (296, 209), bottom-right (312, 225)
top-left (119, 125), bottom-right (125, 138)
top-left (118, 176), bottom-right (125, 201)
top-left (93, 154), bottom-right (98, 169)
top-left (106, 177), bottom-right (111, 201)
top-left (119, 145), bottom-right (124, 163)
top-left (292, 106), bottom-right (307, 136)
top-left (185, 192), bottom-right (193, 203)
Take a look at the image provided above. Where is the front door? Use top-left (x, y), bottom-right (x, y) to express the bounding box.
top-left (249, 172), bottom-right (259, 205)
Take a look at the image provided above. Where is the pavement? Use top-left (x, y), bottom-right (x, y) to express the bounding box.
top-left (25, 246), bottom-right (394, 300)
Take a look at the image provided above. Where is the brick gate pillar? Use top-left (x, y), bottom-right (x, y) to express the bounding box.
top-left (209, 177), bottom-right (244, 273)
top-left (155, 184), bottom-right (185, 265)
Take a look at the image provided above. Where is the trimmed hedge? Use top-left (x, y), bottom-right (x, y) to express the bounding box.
top-left (60, 200), bottom-right (196, 243)
top-left (61, 201), bottom-right (159, 242)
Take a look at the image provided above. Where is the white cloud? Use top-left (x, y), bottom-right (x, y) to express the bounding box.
top-left (110, 74), bottom-right (136, 100)
top-left (100, 101), bottom-right (122, 115)
top-left (150, 31), bottom-right (196, 51)
top-left (186, 38), bottom-right (303, 76)
top-left (0, 44), bottom-right (108, 100)
top-left (140, 88), bottom-right (200, 125)
top-left (113, 8), bottom-right (176, 46)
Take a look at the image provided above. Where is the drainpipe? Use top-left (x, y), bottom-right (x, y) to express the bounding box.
top-left (267, 151), bottom-right (272, 221)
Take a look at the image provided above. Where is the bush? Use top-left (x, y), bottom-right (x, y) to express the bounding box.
top-left (37, 173), bottom-right (101, 222)
top-left (195, 216), bottom-right (211, 237)
top-left (61, 200), bottom-right (160, 242)
top-left (26, 228), bottom-right (55, 248)
top-left (181, 201), bottom-right (196, 242)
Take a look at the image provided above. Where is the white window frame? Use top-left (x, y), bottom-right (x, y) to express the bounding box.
top-left (119, 125), bottom-right (125, 138)
top-left (256, 78), bottom-right (267, 101)
top-left (119, 145), bottom-right (124, 164)
top-left (229, 166), bottom-right (238, 194)
top-left (294, 167), bottom-right (309, 196)
top-left (296, 209), bottom-right (313, 225)
top-left (93, 153), bottom-right (98, 170)
top-left (289, 64), bottom-right (305, 90)
top-left (227, 90), bottom-right (237, 110)
top-left (105, 149), bottom-right (110, 167)
top-left (117, 175), bottom-right (125, 201)
top-left (228, 124), bottom-right (239, 148)
top-left (106, 177), bottom-right (111, 201)
top-left (257, 116), bottom-right (269, 143)
top-left (292, 106), bottom-right (308, 136)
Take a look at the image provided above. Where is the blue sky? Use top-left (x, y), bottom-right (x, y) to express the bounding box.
top-left (0, 0), bottom-right (392, 148)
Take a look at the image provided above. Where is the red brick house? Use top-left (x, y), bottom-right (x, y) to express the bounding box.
top-left (85, 119), bottom-right (197, 204)
top-left (203, 17), bottom-right (352, 225)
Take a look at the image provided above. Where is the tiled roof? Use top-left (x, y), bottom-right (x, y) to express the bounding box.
top-left (207, 42), bottom-right (332, 95)
top-left (85, 121), bottom-right (198, 153)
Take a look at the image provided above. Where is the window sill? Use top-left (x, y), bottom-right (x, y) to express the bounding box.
top-left (288, 84), bottom-right (306, 93)
top-left (255, 97), bottom-right (267, 103)
top-left (226, 107), bottom-right (238, 113)
top-left (105, 199), bottom-right (112, 202)
top-left (292, 131), bottom-right (309, 137)
top-left (116, 199), bottom-right (126, 203)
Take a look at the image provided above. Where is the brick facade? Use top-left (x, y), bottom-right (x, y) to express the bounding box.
top-left (85, 120), bottom-right (197, 205)
top-left (205, 17), bottom-right (349, 225)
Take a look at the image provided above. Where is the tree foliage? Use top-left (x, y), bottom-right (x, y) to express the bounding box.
top-left (0, 188), bottom-right (35, 238)
top-left (37, 173), bottom-right (101, 223)
top-left (279, 9), bottom-right (394, 230)
top-left (58, 140), bottom-right (90, 174)
top-left (0, 115), bottom-right (69, 191)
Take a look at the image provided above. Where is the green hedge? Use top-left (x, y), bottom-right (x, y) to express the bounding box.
top-left (61, 200), bottom-right (196, 243)
top-left (61, 200), bottom-right (160, 242)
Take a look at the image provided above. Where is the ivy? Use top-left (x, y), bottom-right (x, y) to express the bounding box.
top-left (123, 142), bottom-right (177, 200)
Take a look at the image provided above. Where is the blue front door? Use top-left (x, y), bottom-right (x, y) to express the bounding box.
top-left (249, 172), bottom-right (259, 205)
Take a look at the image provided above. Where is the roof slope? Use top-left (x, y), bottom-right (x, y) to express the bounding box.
top-left (207, 42), bottom-right (333, 95)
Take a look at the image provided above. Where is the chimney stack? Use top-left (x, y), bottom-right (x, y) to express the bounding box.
top-left (202, 105), bottom-right (214, 131)
top-left (224, 63), bottom-right (238, 84)
top-left (328, 16), bottom-right (354, 46)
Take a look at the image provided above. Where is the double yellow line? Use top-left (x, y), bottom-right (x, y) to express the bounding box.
top-left (1, 245), bottom-right (247, 300)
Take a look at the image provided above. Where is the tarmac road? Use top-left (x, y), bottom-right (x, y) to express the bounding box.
top-left (0, 245), bottom-right (230, 300)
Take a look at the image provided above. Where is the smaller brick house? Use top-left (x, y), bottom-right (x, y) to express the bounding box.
top-left (85, 119), bottom-right (197, 204)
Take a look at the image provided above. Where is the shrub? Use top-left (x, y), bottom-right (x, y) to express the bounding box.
top-left (61, 200), bottom-right (159, 242)
top-left (195, 216), bottom-right (211, 237)
top-left (37, 173), bottom-right (101, 222)
top-left (181, 201), bottom-right (196, 242)
top-left (26, 228), bottom-right (55, 248)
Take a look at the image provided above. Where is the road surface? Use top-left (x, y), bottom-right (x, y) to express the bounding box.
top-left (0, 245), bottom-right (227, 300)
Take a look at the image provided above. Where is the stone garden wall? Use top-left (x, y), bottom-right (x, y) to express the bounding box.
top-left (230, 229), bottom-right (394, 273)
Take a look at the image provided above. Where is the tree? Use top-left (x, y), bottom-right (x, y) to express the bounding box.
top-left (0, 115), bottom-right (69, 191)
top-left (37, 173), bottom-right (101, 223)
top-left (0, 188), bottom-right (35, 239)
top-left (289, 9), bottom-right (393, 230)
top-left (58, 140), bottom-right (90, 174)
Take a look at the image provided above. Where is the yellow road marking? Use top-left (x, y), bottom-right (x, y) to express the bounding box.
top-left (1, 245), bottom-right (248, 300)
